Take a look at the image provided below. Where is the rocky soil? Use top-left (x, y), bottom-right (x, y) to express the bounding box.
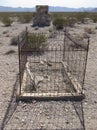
top-left (0, 21), bottom-right (97, 130)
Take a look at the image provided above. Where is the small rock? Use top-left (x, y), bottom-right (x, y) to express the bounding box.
top-left (43, 59), bottom-right (47, 63)
top-left (40, 110), bottom-right (43, 114)
top-left (40, 124), bottom-right (45, 129)
top-left (6, 63), bottom-right (9, 65)
top-left (47, 61), bottom-right (52, 66)
top-left (22, 103), bottom-right (27, 108)
top-left (44, 75), bottom-right (49, 78)
top-left (35, 75), bottom-right (44, 86)
top-left (94, 101), bottom-right (97, 104)
top-left (66, 121), bottom-right (69, 124)
top-left (65, 108), bottom-right (68, 112)
top-left (40, 60), bottom-right (45, 65)
top-left (21, 119), bottom-right (25, 122)
top-left (83, 33), bottom-right (90, 39)
top-left (95, 26), bottom-right (97, 29)
top-left (32, 100), bottom-right (36, 104)
top-left (84, 102), bottom-right (88, 105)
top-left (34, 26), bottom-right (39, 30)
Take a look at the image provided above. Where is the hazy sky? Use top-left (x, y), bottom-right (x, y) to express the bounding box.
top-left (0, 0), bottom-right (97, 8)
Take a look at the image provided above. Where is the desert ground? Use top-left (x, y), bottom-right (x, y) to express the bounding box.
top-left (0, 20), bottom-right (97, 130)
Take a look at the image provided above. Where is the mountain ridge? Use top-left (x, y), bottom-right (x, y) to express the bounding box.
top-left (0, 6), bottom-right (97, 12)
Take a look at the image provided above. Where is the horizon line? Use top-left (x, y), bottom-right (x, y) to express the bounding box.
top-left (0, 5), bottom-right (96, 9)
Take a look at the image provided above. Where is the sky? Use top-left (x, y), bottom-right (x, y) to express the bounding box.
top-left (0, 0), bottom-right (97, 8)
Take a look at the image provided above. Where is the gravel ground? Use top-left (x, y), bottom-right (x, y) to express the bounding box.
top-left (0, 21), bottom-right (97, 130)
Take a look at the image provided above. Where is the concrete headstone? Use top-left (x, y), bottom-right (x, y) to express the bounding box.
top-left (33, 5), bottom-right (51, 27)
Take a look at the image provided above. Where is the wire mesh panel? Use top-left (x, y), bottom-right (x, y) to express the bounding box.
top-left (17, 28), bottom-right (89, 100)
top-left (18, 28), bottom-right (28, 95)
top-left (63, 32), bottom-right (89, 91)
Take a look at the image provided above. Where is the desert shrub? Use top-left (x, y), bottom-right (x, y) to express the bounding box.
top-left (52, 16), bottom-right (76, 29)
top-left (52, 17), bottom-right (67, 30)
top-left (5, 50), bottom-right (16, 55)
top-left (2, 16), bottom-right (13, 26)
top-left (83, 33), bottom-right (90, 39)
top-left (6, 34), bottom-right (10, 37)
top-left (66, 17), bottom-right (77, 27)
top-left (27, 33), bottom-right (48, 50)
top-left (70, 37), bottom-right (87, 50)
top-left (92, 17), bottom-right (97, 23)
top-left (10, 30), bottom-right (27, 46)
top-left (2, 31), bottom-right (8, 34)
top-left (49, 30), bottom-right (57, 38)
top-left (84, 27), bottom-right (95, 34)
top-left (75, 12), bottom-right (88, 23)
top-left (18, 13), bottom-right (32, 23)
top-left (95, 26), bottom-right (97, 29)
top-left (10, 36), bottom-right (18, 46)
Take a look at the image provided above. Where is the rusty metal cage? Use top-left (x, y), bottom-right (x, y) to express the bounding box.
top-left (17, 28), bottom-right (89, 100)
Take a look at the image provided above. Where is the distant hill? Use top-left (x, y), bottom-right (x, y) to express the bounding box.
top-left (0, 6), bottom-right (35, 12)
top-left (91, 8), bottom-right (97, 12)
top-left (0, 6), bottom-right (96, 12)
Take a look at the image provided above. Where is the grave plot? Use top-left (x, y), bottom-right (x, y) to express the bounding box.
top-left (17, 29), bottom-right (89, 100)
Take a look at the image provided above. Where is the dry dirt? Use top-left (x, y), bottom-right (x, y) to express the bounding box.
top-left (0, 21), bottom-right (97, 130)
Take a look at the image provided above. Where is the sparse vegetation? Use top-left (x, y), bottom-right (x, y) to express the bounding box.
top-left (6, 34), bottom-right (10, 37)
top-left (18, 13), bottom-right (32, 23)
top-left (1, 16), bottom-right (13, 26)
top-left (10, 36), bottom-right (18, 46)
top-left (84, 27), bottom-right (94, 34)
top-left (67, 17), bottom-right (77, 27)
top-left (0, 11), bottom-right (97, 130)
top-left (52, 16), bottom-right (76, 29)
top-left (5, 50), bottom-right (16, 55)
top-left (0, 12), bottom-right (97, 25)
top-left (75, 12), bottom-right (88, 23)
top-left (2, 30), bottom-right (8, 34)
top-left (92, 17), bottom-right (97, 23)
top-left (52, 17), bottom-right (66, 30)
top-left (27, 33), bottom-right (48, 50)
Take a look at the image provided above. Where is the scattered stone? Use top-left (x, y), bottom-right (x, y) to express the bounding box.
top-left (49, 31), bottom-right (57, 38)
top-left (19, 101), bottom-right (22, 104)
top-left (65, 108), bottom-right (68, 112)
top-left (66, 120), bottom-right (69, 124)
top-left (95, 26), bottom-right (97, 29)
top-left (26, 62), bottom-right (44, 90)
top-left (74, 34), bottom-right (84, 41)
top-left (43, 59), bottom-right (47, 63)
top-left (6, 63), bottom-right (9, 65)
top-left (46, 60), bottom-right (52, 66)
top-left (35, 75), bottom-right (44, 85)
top-left (84, 27), bottom-right (95, 34)
top-left (22, 103), bottom-right (27, 108)
top-left (44, 75), bottom-right (49, 79)
top-left (40, 110), bottom-right (43, 114)
top-left (84, 102), bottom-right (88, 105)
top-left (40, 60), bottom-right (45, 65)
top-left (83, 32), bottom-right (90, 39)
top-left (42, 59), bottom-right (52, 66)
top-left (84, 18), bottom-right (93, 24)
top-left (32, 100), bottom-right (36, 104)
top-left (34, 26), bottom-right (39, 30)
top-left (94, 101), bottom-right (97, 103)
top-left (5, 50), bottom-right (16, 55)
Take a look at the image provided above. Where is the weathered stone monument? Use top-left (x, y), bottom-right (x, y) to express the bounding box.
top-left (33, 5), bottom-right (51, 27)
